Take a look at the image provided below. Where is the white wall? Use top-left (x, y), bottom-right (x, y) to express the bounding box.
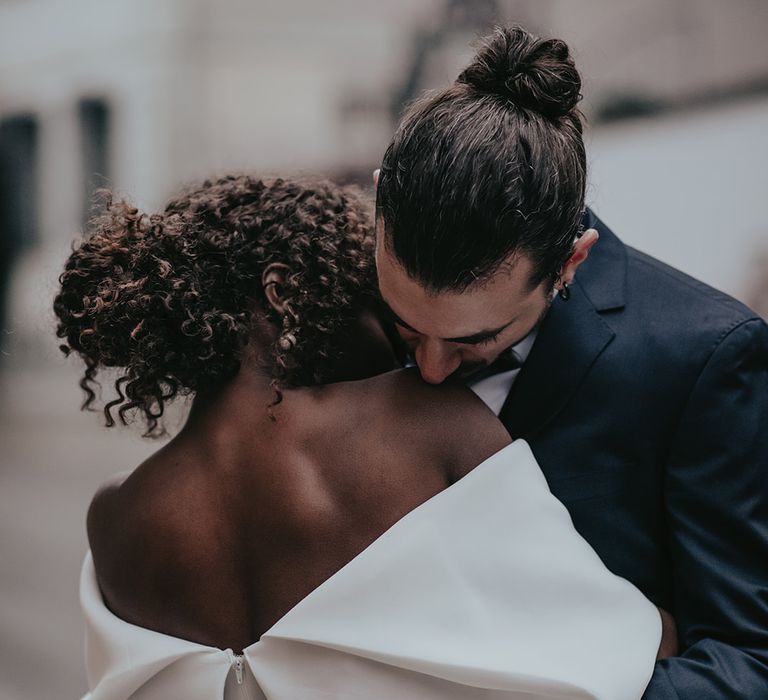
top-left (587, 96), bottom-right (768, 305)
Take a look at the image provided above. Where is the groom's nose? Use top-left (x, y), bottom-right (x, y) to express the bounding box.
top-left (413, 339), bottom-right (461, 384)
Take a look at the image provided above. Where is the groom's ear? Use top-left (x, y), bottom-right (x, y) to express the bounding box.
top-left (556, 228), bottom-right (599, 289)
top-left (373, 168), bottom-right (380, 189)
top-left (262, 263), bottom-right (292, 314)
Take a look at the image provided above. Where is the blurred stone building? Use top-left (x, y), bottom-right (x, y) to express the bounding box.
top-left (1, 3), bottom-right (767, 699)
top-left (1, 0), bottom-right (767, 364)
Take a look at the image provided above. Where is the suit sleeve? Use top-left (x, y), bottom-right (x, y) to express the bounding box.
top-left (643, 318), bottom-right (768, 699)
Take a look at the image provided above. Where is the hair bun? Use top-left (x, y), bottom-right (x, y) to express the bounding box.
top-left (457, 25), bottom-right (581, 119)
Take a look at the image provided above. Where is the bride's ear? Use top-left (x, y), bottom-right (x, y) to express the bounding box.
top-left (262, 263), bottom-right (293, 314)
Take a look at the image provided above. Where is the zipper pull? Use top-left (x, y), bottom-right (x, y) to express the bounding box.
top-left (233, 654), bottom-right (244, 685)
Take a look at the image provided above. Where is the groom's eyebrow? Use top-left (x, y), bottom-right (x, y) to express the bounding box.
top-left (378, 299), bottom-right (517, 344)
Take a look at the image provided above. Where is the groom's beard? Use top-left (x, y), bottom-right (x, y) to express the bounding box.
top-left (448, 353), bottom-right (517, 381)
top-left (452, 359), bottom-right (492, 379)
top-left (449, 293), bottom-right (554, 381)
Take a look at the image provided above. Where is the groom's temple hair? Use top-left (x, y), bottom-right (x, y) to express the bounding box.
top-left (53, 175), bottom-right (376, 436)
top-left (376, 24), bottom-right (586, 292)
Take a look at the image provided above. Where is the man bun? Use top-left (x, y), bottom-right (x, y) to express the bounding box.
top-left (377, 23), bottom-right (587, 293)
top-left (457, 25), bottom-right (581, 119)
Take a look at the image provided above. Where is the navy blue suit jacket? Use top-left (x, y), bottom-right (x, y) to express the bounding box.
top-left (499, 210), bottom-right (768, 698)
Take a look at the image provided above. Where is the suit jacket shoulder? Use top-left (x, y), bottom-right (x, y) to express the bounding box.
top-left (626, 244), bottom-right (758, 326)
top-left (581, 211), bottom-right (762, 374)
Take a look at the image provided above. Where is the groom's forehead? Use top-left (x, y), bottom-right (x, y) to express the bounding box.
top-left (375, 241), bottom-right (540, 331)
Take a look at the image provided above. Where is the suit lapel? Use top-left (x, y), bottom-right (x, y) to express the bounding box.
top-left (498, 209), bottom-right (628, 439)
top-left (499, 278), bottom-right (615, 440)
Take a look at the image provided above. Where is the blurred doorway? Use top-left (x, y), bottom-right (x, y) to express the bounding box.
top-left (0, 114), bottom-right (39, 350)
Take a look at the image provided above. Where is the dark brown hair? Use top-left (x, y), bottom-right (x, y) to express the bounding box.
top-left (376, 24), bottom-right (586, 292)
top-left (54, 175), bottom-right (376, 435)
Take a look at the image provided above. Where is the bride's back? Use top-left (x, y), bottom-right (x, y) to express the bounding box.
top-left (87, 369), bottom-right (510, 652)
top-left (52, 174), bottom-right (510, 652)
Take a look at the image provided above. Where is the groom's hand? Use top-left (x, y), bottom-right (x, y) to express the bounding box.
top-left (656, 607), bottom-right (678, 660)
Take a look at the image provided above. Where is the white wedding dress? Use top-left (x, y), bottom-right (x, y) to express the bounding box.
top-left (80, 440), bottom-right (660, 700)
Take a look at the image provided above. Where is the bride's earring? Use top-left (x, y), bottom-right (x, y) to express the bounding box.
top-left (558, 282), bottom-right (571, 302)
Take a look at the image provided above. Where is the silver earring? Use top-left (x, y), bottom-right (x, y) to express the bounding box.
top-left (558, 282), bottom-right (571, 302)
top-left (278, 332), bottom-right (297, 351)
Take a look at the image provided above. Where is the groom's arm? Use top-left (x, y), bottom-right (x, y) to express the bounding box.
top-left (643, 317), bottom-right (768, 699)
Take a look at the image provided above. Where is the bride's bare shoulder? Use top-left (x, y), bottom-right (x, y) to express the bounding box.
top-left (322, 369), bottom-right (512, 481)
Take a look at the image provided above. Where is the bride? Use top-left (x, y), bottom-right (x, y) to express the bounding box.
top-left (55, 174), bottom-right (673, 699)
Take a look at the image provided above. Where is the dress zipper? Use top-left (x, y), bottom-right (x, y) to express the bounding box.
top-left (233, 654), bottom-right (245, 685)
top-left (230, 650), bottom-right (253, 699)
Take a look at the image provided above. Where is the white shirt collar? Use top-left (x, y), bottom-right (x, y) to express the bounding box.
top-left (509, 327), bottom-right (537, 364)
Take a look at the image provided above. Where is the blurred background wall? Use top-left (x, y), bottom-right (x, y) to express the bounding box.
top-left (0, 1), bottom-right (766, 698)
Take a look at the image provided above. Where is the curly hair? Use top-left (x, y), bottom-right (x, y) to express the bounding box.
top-left (53, 174), bottom-right (377, 436)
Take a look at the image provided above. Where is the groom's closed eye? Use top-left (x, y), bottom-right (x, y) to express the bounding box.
top-left (377, 299), bottom-right (515, 346)
top-left (462, 330), bottom-right (504, 346)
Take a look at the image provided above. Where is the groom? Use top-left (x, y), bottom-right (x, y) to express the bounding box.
top-left (373, 25), bottom-right (768, 699)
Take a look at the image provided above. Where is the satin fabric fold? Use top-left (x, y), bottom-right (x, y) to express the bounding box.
top-left (81, 440), bottom-right (660, 699)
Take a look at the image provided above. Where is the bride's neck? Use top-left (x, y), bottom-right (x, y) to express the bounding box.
top-left (181, 342), bottom-right (282, 439)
